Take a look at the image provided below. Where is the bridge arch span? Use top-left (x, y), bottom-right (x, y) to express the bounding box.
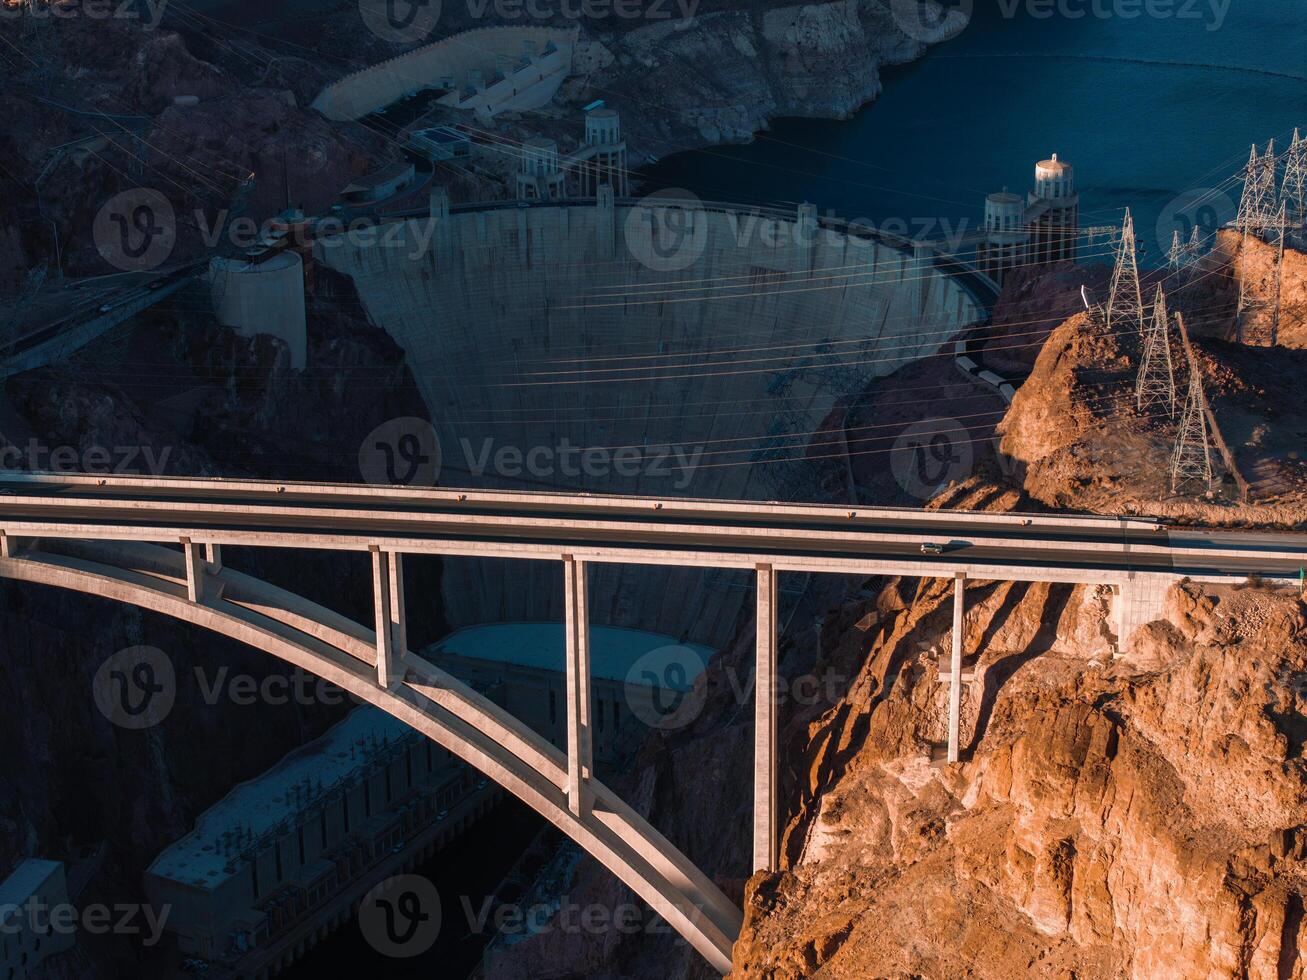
top-left (0, 538), bottom-right (740, 972)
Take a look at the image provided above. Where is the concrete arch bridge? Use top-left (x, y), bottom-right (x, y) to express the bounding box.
top-left (2, 474), bottom-right (1305, 973)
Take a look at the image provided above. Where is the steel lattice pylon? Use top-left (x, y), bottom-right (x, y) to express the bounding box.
top-left (1282, 128), bottom-right (1307, 223)
top-left (1236, 141), bottom-right (1280, 234)
top-left (1166, 230), bottom-right (1186, 272)
top-left (1105, 209), bottom-right (1145, 339)
top-left (1170, 314), bottom-right (1214, 494)
top-left (1234, 139), bottom-right (1287, 344)
top-left (1137, 285), bottom-right (1175, 415)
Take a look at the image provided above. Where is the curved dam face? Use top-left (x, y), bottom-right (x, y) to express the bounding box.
top-left (315, 197), bottom-right (984, 645)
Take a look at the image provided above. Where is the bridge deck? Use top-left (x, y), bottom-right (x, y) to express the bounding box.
top-left (1, 474), bottom-right (1303, 585)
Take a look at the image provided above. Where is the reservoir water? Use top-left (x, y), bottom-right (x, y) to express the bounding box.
top-left (640, 0), bottom-right (1307, 265)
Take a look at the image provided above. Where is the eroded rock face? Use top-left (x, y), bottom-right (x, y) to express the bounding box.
top-left (573, 0), bottom-right (966, 158)
top-left (733, 577), bottom-right (1307, 979)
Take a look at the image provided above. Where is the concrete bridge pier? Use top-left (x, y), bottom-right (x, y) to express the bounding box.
top-left (753, 563), bottom-right (778, 873)
top-left (370, 547), bottom-right (406, 689)
top-left (564, 555), bottom-right (594, 818)
top-left (948, 572), bottom-right (965, 763)
top-left (181, 539), bottom-right (202, 602)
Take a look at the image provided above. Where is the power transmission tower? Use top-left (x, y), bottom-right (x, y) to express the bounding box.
top-left (1137, 285), bottom-right (1175, 416)
top-left (1105, 208), bottom-right (1144, 339)
top-left (1236, 141), bottom-right (1279, 234)
top-left (1234, 141), bottom-right (1285, 342)
top-left (1281, 127), bottom-right (1306, 226)
top-left (1170, 313), bottom-right (1214, 494)
top-left (1167, 230), bottom-right (1186, 272)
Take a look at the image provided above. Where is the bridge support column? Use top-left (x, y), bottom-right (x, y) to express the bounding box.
top-left (0, 531), bottom-right (12, 558)
top-left (754, 563), bottom-right (778, 873)
top-left (948, 572), bottom-right (965, 763)
top-left (371, 547), bottom-right (405, 690)
top-left (182, 538), bottom-right (204, 602)
top-left (563, 555), bottom-right (592, 818)
top-left (204, 543), bottom-right (222, 572)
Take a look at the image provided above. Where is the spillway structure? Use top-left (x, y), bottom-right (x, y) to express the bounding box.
top-left (315, 193), bottom-right (991, 646)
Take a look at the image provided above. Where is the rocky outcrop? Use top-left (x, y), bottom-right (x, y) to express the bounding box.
top-left (1211, 229), bottom-right (1307, 349)
top-left (571, 0), bottom-right (966, 159)
top-left (995, 265), bottom-right (1307, 523)
top-left (733, 573), bottom-right (1307, 978)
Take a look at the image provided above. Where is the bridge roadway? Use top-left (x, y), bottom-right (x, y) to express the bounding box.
top-left (0, 473), bottom-right (1304, 584)
top-left (2, 473), bottom-right (1305, 973)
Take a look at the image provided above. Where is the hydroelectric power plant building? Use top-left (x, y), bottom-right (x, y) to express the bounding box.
top-left (142, 628), bottom-right (708, 976)
top-left (144, 708), bottom-right (501, 977)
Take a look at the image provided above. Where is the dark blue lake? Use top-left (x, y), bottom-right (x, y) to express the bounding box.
top-left (640, 0), bottom-right (1307, 264)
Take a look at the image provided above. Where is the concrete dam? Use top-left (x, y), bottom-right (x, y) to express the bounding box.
top-left (315, 193), bottom-right (988, 645)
